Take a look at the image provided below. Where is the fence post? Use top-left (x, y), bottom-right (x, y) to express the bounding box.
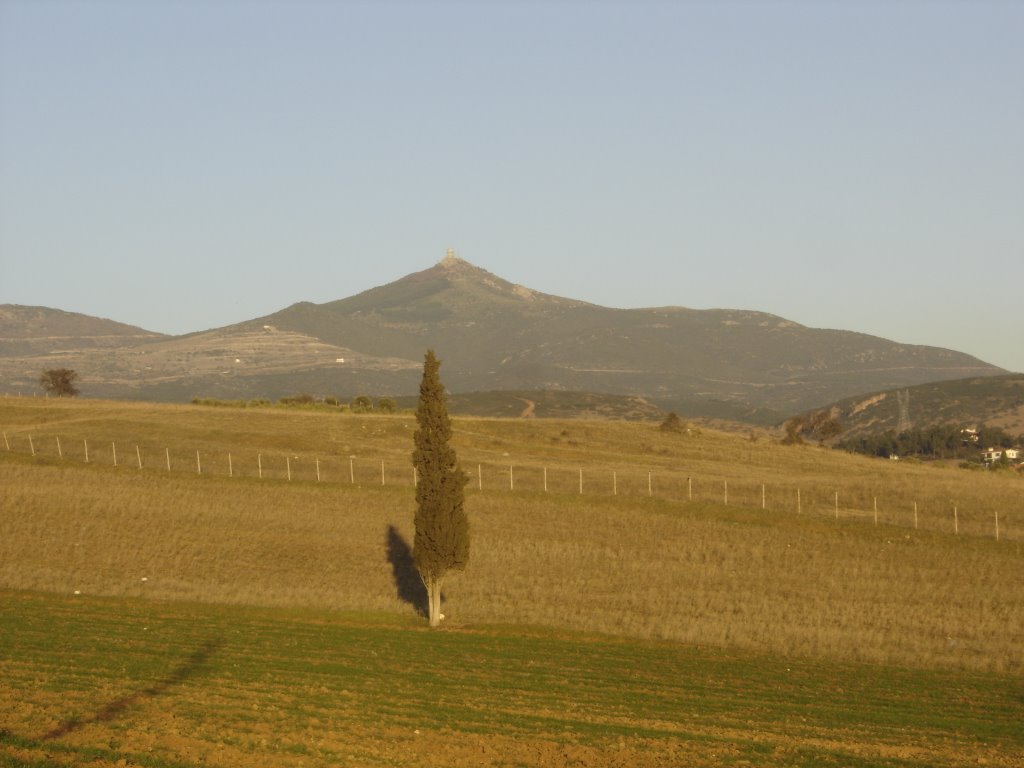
top-left (688, 476), bottom-right (692, 501)
top-left (995, 510), bottom-right (1000, 541)
top-left (954, 506), bottom-right (958, 535)
top-left (229, 453), bottom-right (234, 478)
top-left (166, 448), bottom-right (171, 471)
top-left (56, 436), bottom-right (63, 459)
top-left (2, 432), bottom-right (8, 451)
top-left (724, 480), bottom-right (728, 505)
top-left (579, 468), bottom-right (583, 495)
top-left (914, 502), bottom-right (919, 530)
top-left (413, 466), bottom-right (417, 486)
top-left (613, 471), bottom-right (617, 496)
top-left (315, 457), bottom-right (320, 482)
top-left (478, 463), bottom-right (482, 491)
top-left (648, 470), bottom-right (652, 497)
top-left (873, 497), bottom-right (878, 526)
top-left (349, 456), bottom-right (354, 484)
top-left (112, 442), bottom-right (117, 467)
top-left (84, 439), bottom-right (89, 463)
top-left (381, 460), bottom-right (385, 486)
top-left (544, 466), bottom-right (548, 492)
top-left (136, 445), bottom-right (142, 470)
top-left (797, 488), bottom-right (801, 515)
top-left (259, 453), bottom-right (263, 479)
top-left (287, 456), bottom-right (292, 481)
top-left (762, 483), bottom-right (766, 510)
top-left (510, 464), bottom-right (514, 491)
top-left (196, 450), bottom-right (202, 475)
top-left (29, 435), bottom-right (35, 456)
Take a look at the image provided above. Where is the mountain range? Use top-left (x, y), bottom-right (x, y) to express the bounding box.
top-left (0, 254), bottom-right (1005, 423)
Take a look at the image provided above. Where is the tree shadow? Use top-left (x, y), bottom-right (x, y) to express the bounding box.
top-left (41, 638), bottom-right (222, 740)
top-left (386, 525), bottom-right (428, 617)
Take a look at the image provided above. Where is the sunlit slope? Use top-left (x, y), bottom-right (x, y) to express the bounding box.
top-left (2, 397), bottom-right (1021, 675)
top-left (812, 374), bottom-right (1024, 438)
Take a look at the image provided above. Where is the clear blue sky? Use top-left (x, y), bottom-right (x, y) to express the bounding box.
top-left (1, 0), bottom-right (1021, 372)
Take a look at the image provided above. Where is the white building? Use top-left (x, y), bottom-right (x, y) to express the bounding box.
top-left (983, 447), bottom-right (1021, 463)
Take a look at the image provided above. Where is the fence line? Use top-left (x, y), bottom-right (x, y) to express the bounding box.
top-left (1, 428), bottom-right (1018, 542)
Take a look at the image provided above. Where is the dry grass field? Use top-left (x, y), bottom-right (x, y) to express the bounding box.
top-left (2, 397), bottom-right (1023, 766)
top-left (2, 396), bottom-right (1021, 531)
top-left (2, 396), bottom-right (1022, 673)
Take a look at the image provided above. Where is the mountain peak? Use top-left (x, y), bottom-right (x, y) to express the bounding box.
top-left (439, 248), bottom-right (469, 270)
top-left (430, 249), bottom-right (546, 302)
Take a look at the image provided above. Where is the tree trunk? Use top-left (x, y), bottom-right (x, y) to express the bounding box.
top-left (426, 575), bottom-right (444, 627)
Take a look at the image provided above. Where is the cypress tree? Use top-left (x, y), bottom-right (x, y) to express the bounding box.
top-left (412, 349), bottom-right (469, 626)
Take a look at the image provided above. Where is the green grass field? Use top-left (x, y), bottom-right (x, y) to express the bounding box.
top-left (1, 397), bottom-right (1023, 766)
top-left (2, 591), bottom-right (1022, 768)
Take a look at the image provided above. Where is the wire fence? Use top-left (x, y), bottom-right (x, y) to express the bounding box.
top-left (2, 427), bottom-right (1019, 542)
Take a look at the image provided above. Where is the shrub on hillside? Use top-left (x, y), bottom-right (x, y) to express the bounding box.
top-left (280, 393), bottom-right (315, 406)
top-left (659, 412), bottom-right (685, 433)
top-left (192, 397), bottom-right (247, 407)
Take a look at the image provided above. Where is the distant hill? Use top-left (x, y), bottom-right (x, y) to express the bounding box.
top-left (0, 305), bottom-right (164, 355)
top-left (0, 306), bottom-right (166, 394)
top-left (804, 374), bottom-right (1024, 440)
top-left (0, 256), bottom-right (1006, 421)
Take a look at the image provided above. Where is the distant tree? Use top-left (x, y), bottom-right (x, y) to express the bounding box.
top-left (377, 396), bottom-right (396, 414)
top-left (781, 416), bottom-right (805, 445)
top-left (279, 393), bottom-right (314, 406)
top-left (816, 417), bottom-right (843, 442)
top-left (837, 423), bottom-right (1013, 461)
top-left (39, 368), bottom-right (79, 397)
top-left (351, 395), bottom-right (373, 413)
top-left (659, 411), bottom-right (685, 433)
top-left (977, 425), bottom-right (1016, 449)
top-left (782, 411), bottom-right (842, 445)
top-left (412, 350), bottom-right (469, 627)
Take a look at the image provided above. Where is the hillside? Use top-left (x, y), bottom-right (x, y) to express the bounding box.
top-left (0, 306), bottom-right (417, 400)
top-left (809, 374), bottom-right (1024, 441)
top-left (0, 255), bottom-right (1005, 420)
top-left (0, 304), bottom-right (164, 356)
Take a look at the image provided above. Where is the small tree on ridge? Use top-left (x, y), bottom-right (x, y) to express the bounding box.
top-left (412, 349), bottom-right (469, 627)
